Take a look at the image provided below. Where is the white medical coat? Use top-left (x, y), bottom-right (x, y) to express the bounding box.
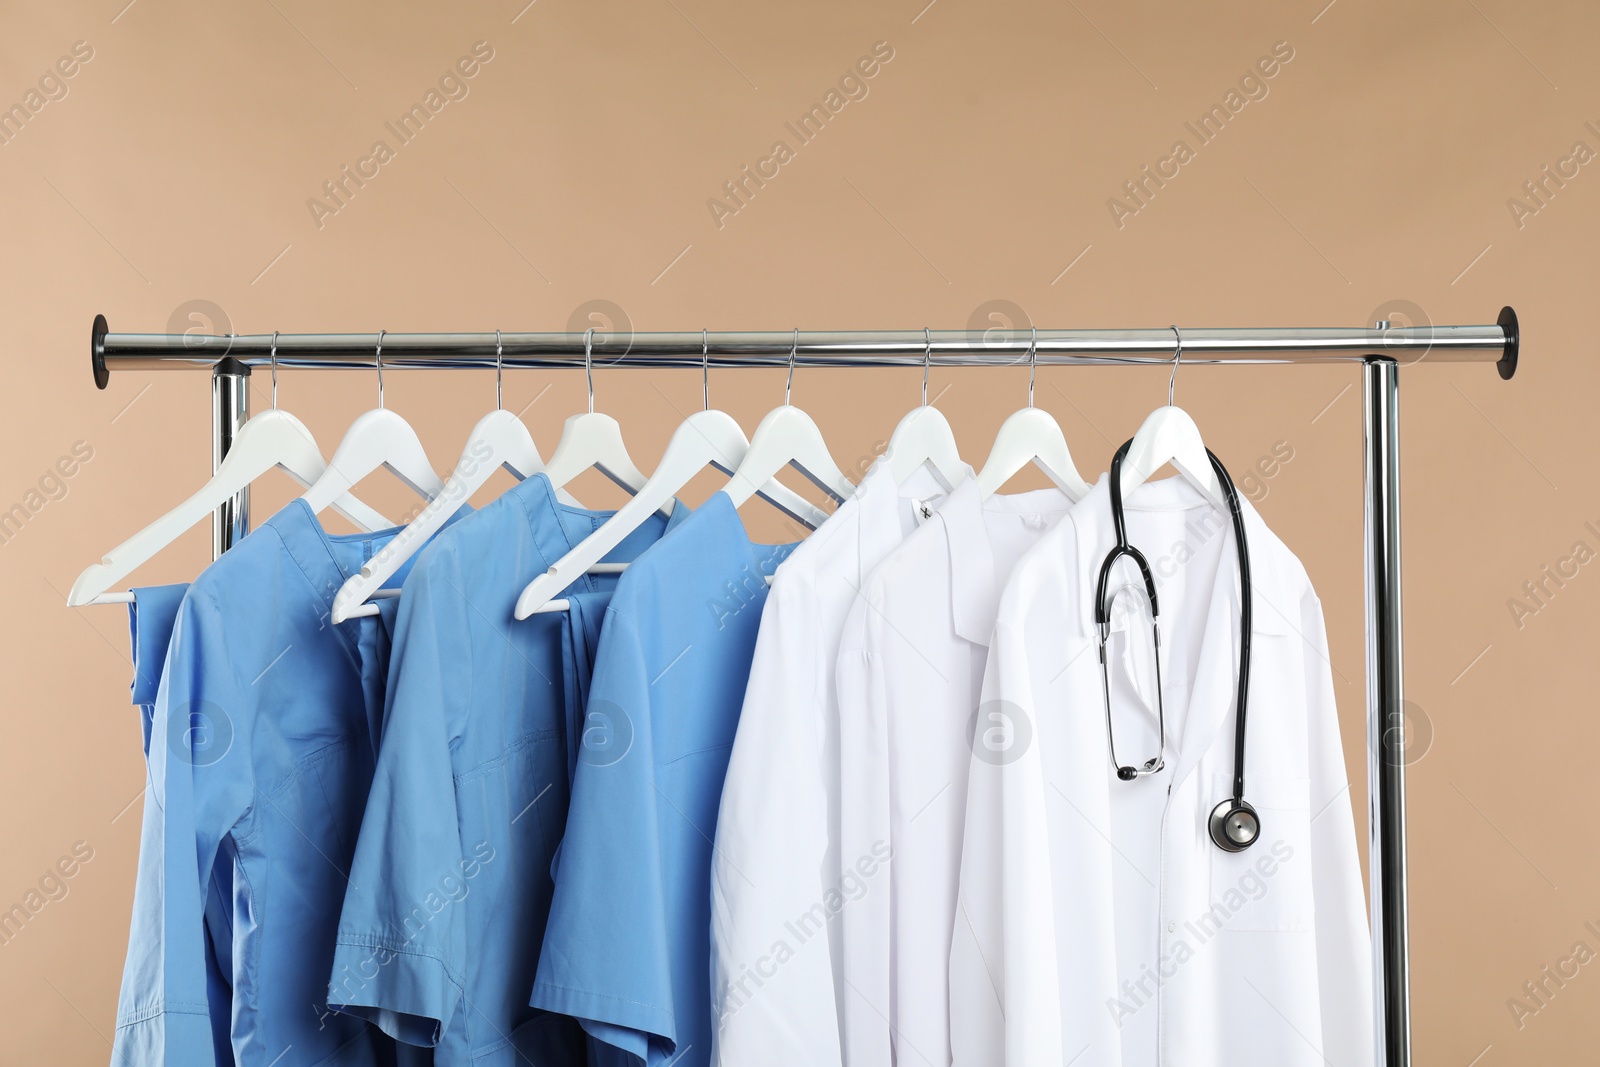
top-left (710, 461), bottom-right (957, 1067)
top-left (951, 475), bottom-right (1372, 1067)
top-left (836, 478), bottom-right (1075, 1067)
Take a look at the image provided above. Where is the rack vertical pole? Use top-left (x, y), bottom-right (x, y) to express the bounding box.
top-left (1364, 356), bottom-right (1410, 1066)
top-left (211, 357), bottom-right (251, 558)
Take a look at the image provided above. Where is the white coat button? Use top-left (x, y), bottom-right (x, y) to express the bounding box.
top-left (1168, 921), bottom-right (1176, 932)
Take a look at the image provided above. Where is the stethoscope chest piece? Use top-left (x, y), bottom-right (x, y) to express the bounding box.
top-left (1208, 797), bottom-right (1261, 852)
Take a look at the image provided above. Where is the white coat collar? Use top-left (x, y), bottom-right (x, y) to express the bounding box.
top-left (1067, 473), bottom-right (1291, 639)
top-left (852, 459), bottom-right (961, 590)
top-left (935, 476), bottom-right (1073, 647)
top-left (1068, 472), bottom-right (1294, 792)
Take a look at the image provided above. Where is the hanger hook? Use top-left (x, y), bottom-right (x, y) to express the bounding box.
top-left (1167, 325), bottom-right (1182, 408)
top-left (269, 331), bottom-right (279, 410)
top-left (375, 330), bottom-right (385, 410)
top-left (786, 328), bottom-right (798, 406)
top-left (923, 327), bottom-right (932, 407)
top-left (702, 328), bottom-right (711, 411)
top-left (495, 330), bottom-right (504, 410)
top-left (1028, 325), bottom-right (1038, 409)
top-left (584, 327), bottom-right (595, 414)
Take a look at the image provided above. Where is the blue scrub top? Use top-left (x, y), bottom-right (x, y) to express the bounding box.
top-left (530, 492), bottom-right (795, 1067)
top-left (114, 500), bottom-right (457, 1067)
top-left (329, 476), bottom-right (687, 1066)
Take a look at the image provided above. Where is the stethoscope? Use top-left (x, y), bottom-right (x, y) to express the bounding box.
top-left (1095, 440), bottom-right (1261, 853)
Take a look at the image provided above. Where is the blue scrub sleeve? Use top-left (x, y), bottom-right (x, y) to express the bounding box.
top-left (531, 609), bottom-right (677, 1061)
top-left (329, 562), bottom-right (471, 1046)
top-left (128, 584), bottom-right (187, 755)
top-left (113, 590), bottom-right (251, 1066)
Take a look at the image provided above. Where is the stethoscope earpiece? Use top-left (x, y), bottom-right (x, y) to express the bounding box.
top-left (1208, 797), bottom-right (1261, 852)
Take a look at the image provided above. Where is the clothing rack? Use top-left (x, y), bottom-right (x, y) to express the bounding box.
top-left (88, 307), bottom-right (1522, 1067)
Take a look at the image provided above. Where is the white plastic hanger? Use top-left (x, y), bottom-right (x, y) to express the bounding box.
top-left (538, 328), bottom-right (661, 510)
top-left (720, 328), bottom-right (855, 513)
top-left (332, 331), bottom-right (553, 622)
top-left (976, 327), bottom-right (1093, 499)
top-left (514, 331), bottom-right (827, 619)
top-left (299, 331), bottom-right (445, 519)
top-left (1119, 326), bottom-right (1226, 509)
top-left (69, 336), bottom-right (391, 607)
top-left (884, 328), bottom-right (967, 490)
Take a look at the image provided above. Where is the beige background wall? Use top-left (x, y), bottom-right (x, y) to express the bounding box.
top-left (0, 0), bottom-right (1593, 1061)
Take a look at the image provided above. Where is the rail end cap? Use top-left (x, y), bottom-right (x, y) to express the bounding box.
top-left (91, 314), bottom-right (109, 390)
top-left (1497, 306), bottom-right (1518, 380)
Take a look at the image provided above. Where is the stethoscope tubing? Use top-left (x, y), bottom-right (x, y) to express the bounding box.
top-left (1206, 449), bottom-right (1251, 807)
top-left (1099, 443), bottom-right (1254, 810)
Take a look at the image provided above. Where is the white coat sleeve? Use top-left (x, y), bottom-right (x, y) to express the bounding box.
top-left (834, 595), bottom-right (895, 1067)
top-left (1302, 590), bottom-right (1375, 1066)
top-left (949, 619), bottom-right (1064, 1067)
top-left (710, 578), bottom-right (845, 1067)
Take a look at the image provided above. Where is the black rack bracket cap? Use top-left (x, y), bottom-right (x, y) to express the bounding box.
top-left (1497, 306), bottom-right (1519, 380)
top-left (91, 314), bottom-right (109, 390)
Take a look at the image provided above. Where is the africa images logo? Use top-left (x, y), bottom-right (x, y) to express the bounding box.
top-left (968, 699), bottom-right (1034, 766)
top-left (167, 699), bottom-right (235, 767)
top-left (577, 699), bottom-right (635, 768)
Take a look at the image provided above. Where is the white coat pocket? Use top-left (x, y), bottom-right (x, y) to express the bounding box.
top-left (1207, 772), bottom-right (1313, 933)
